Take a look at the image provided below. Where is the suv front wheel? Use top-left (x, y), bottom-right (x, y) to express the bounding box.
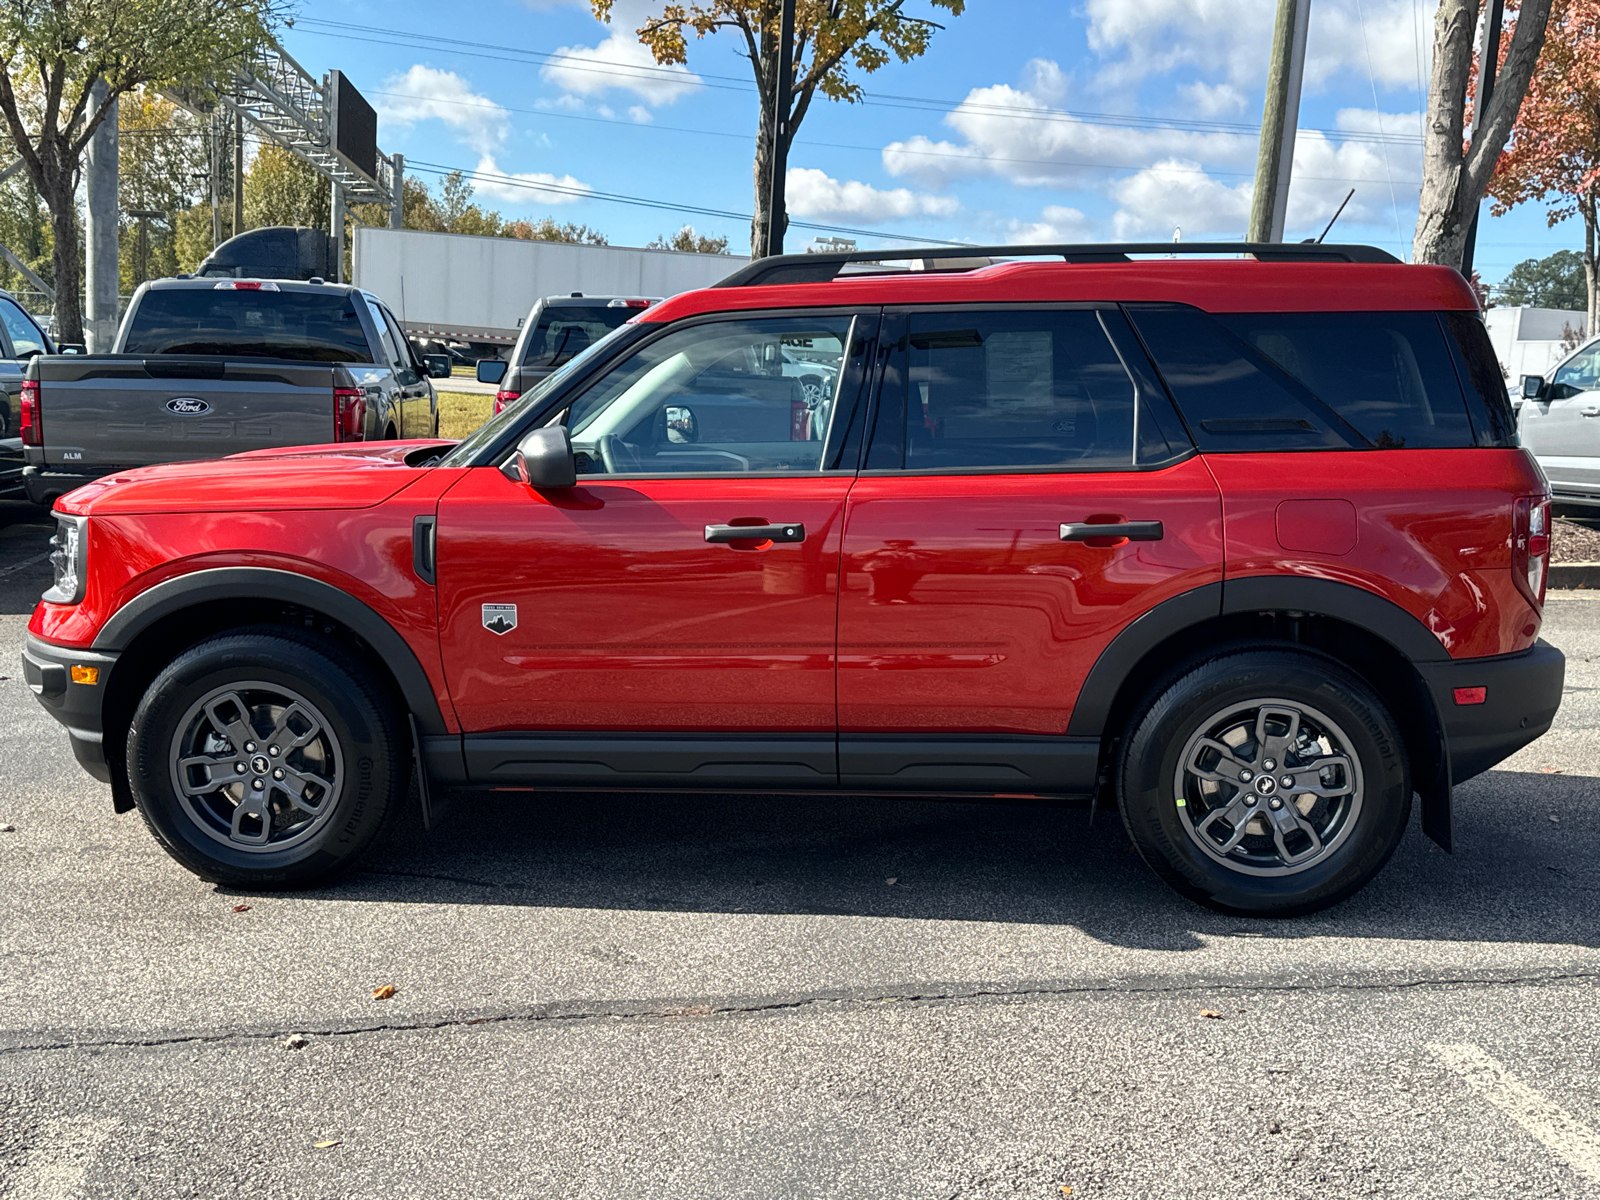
top-left (1118, 647), bottom-right (1410, 916)
top-left (126, 627), bottom-right (406, 889)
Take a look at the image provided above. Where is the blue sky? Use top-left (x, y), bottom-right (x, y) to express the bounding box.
top-left (283, 0), bottom-right (1578, 295)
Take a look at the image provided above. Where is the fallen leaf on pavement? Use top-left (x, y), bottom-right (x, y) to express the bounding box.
top-left (232, 904), bottom-right (250, 913)
top-left (283, 1033), bottom-right (307, 1050)
top-left (371, 984), bottom-right (397, 1000)
top-left (1060, 1188), bottom-right (1073, 1196)
top-left (313, 1140), bottom-right (340, 1149)
top-left (1199, 1009), bottom-right (1223, 1020)
top-left (1541, 767), bottom-right (1564, 774)
top-left (0, 824), bottom-right (14, 833)
top-left (1550, 815), bottom-right (1560, 823)
top-left (885, 877), bottom-right (897, 886)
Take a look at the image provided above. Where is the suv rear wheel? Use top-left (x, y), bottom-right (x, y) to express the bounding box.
top-left (126, 628), bottom-right (405, 889)
top-left (1117, 647), bottom-right (1410, 916)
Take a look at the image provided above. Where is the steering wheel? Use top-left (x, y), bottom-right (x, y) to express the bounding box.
top-left (596, 433), bottom-right (642, 474)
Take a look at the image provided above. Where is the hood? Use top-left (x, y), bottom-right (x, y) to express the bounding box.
top-left (55, 441), bottom-right (454, 516)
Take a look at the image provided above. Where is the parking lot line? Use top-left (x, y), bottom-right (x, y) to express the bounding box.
top-left (1429, 1042), bottom-right (1600, 1183)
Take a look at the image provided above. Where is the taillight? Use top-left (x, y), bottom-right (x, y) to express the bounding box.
top-left (19, 378), bottom-right (39, 445)
top-left (334, 386), bottom-right (366, 442)
top-left (493, 390), bottom-right (520, 415)
top-left (1512, 495), bottom-right (1551, 608)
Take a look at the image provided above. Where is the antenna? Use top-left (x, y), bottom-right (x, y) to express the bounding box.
top-left (1317, 189), bottom-right (1356, 243)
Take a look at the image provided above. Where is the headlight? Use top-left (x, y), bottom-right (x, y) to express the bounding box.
top-left (42, 514), bottom-right (87, 604)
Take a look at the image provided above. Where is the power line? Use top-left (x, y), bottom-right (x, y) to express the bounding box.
top-left (404, 157), bottom-right (974, 245)
top-left (291, 18), bottom-right (1424, 147)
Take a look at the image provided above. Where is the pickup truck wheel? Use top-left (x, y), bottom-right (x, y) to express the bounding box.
top-left (1117, 648), bottom-right (1410, 917)
top-left (126, 628), bottom-right (405, 889)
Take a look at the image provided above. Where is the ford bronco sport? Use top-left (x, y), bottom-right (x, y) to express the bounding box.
top-left (22, 243), bottom-right (1565, 915)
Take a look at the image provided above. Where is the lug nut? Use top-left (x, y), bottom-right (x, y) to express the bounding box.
top-left (1262, 758), bottom-right (1276, 771)
top-left (251, 779), bottom-right (264, 790)
top-left (235, 763), bottom-right (246, 774)
top-left (269, 746), bottom-right (279, 757)
top-left (245, 742), bottom-right (256, 752)
top-left (273, 768), bottom-right (284, 780)
top-left (1239, 769), bottom-right (1253, 782)
top-left (1269, 798), bottom-right (1283, 810)
top-left (1281, 775), bottom-right (1295, 788)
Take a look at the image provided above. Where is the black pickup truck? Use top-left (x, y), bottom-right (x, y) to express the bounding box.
top-left (22, 278), bottom-right (450, 506)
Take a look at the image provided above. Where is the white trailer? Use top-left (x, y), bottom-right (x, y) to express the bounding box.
top-left (352, 226), bottom-right (749, 352)
top-left (1484, 305), bottom-right (1589, 384)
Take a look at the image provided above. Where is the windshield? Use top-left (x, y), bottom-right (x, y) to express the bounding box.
top-left (438, 321), bottom-right (638, 467)
top-left (522, 305), bottom-right (638, 369)
top-left (122, 288), bottom-right (375, 362)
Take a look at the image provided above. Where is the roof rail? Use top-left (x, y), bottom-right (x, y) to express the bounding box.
top-left (713, 242), bottom-right (1402, 288)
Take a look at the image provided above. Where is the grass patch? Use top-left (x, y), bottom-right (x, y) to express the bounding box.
top-left (437, 391), bottom-right (493, 440)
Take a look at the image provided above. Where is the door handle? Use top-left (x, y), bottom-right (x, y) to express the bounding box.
top-left (1060, 520), bottom-right (1164, 542)
top-left (1582, 407), bottom-right (1600, 417)
top-left (705, 522), bottom-right (805, 543)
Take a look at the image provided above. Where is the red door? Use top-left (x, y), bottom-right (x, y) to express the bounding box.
top-left (436, 468), bottom-right (848, 732)
top-left (835, 306), bottom-right (1223, 787)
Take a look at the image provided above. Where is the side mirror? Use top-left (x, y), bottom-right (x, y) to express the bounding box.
top-left (1522, 375), bottom-right (1546, 400)
top-left (663, 404), bottom-right (698, 443)
top-left (476, 358), bottom-right (508, 385)
top-left (56, 342), bottom-right (86, 356)
top-left (425, 354), bottom-right (453, 379)
top-left (503, 425), bottom-right (576, 488)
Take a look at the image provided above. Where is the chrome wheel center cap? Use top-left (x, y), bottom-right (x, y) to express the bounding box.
top-left (250, 754), bottom-right (270, 776)
top-left (1255, 775), bottom-right (1277, 796)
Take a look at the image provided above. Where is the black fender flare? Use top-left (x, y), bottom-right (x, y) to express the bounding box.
top-left (93, 566), bottom-right (450, 737)
top-left (1068, 575), bottom-right (1453, 849)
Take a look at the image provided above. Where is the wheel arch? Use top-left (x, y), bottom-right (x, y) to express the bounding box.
top-left (1071, 577), bottom-right (1453, 850)
top-left (94, 568), bottom-right (450, 813)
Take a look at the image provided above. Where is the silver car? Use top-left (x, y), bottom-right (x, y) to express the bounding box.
top-left (1520, 337), bottom-right (1600, 510)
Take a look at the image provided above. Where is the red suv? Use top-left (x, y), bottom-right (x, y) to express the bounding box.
top-left (22, 244), bottom-right (1565, 915)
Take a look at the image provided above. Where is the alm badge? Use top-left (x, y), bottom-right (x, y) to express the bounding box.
top-left (482, 603), bottom-right (517, 635)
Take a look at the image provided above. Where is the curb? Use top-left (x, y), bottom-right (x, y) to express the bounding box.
top-left (1550, 562), bottom-right (1600, 589)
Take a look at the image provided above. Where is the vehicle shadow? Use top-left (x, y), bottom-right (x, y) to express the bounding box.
top-left (304, 768), bottom-right (1600, 952)
top-left (0, 500), bottom-right (53, 615)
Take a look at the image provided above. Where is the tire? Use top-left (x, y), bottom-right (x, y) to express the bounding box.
top-left (126, 627), bottom-right (406, 889)
top-left (384, 424), bottom-right (397, 441)
top-left (1117, 646), bottom-right (1410, 917)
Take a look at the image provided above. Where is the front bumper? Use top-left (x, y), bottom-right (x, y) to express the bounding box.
top-left (22, 634), bottom-right (119, 782)
top-left (1417, 639), bottom-right (1566, 784)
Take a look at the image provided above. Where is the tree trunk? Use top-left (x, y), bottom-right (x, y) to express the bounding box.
top-left (42, 168), bottom-right (82, 344)
top-left (1584, 188), bottom-right (1598, 338)
top-left (1413, 0), bottom-right (1555, 268)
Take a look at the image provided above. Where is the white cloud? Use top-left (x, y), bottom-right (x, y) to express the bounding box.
top-left (543, 0), bottom-right (700, 107)
top-left (472, 154), bottom-right (592, 206)
top-left (1007, 205), bottom-right (1094, 244)
top-left (882, 61), bottom-right (1255, 191)
top-left (1180, 81), bottom-right (1248, 116)
top-left (1085, 0), bottom-right (1435, 92)
top-left (785, 168), bottom-right (960, 222)
top-left (377, 66), bottom-right (510, 156)
top-left (628, 105), bottom-right (653, 124)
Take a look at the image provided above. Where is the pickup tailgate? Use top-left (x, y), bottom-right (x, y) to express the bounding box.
top-left (35, 356), bottom-right (336, 467)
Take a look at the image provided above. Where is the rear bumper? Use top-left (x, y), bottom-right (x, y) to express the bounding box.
top-left (1417, 639), bottom-right (1565, 784)
top-left (21, 634), bottom-right (118, 782)
top-left (23, 463), bottom-right (110, 506)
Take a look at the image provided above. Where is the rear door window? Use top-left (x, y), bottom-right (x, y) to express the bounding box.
top-left (867, 307), bottom-right (1192, 472)
top-left (122, 288), bottom-right (375, 362)
top-left (522, 305), bottom-right (636, 369)
top-left (1553, 343), bottom-right (1600, 390)
top-left (1217, 311), bottom-right (1474, 449)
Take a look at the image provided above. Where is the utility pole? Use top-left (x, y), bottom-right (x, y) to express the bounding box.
top-left (331, 181), bottom-right (345, 283)
top-left (84, 79), bottom-right (119, 353)
top-left (1460, 0), bottom-right (1505, 283)
top-left (233, 110), bottom-right (245, 238)
top-left (389, 153), bottom-right (404, 230)
top-left (127, 210), bottom-right (164, 288)
top-left (762, 0), bottom-right (796, 259)
top-left (1248, 0), bottom-right (1312, 242)
top-left (210, 110), bottom-right (222, 249)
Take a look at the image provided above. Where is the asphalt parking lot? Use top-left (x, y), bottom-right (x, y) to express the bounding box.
top-left (2, 500), bottom-right (1599, 1199)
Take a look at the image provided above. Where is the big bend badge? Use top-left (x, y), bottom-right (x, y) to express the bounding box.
top-left (482, 603), bottom-right (517, 636)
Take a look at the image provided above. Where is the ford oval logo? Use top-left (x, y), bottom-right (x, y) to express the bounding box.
top-left (165, 397), bottom-right (211, 416)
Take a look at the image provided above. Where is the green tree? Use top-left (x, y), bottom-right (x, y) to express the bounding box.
top-left (503, 216), bottom-right (609, 244)
top-left (1496, 249), bottom-right (1589, 309)
top-left (0, 169), bottom-right (52, 304)
top-left (648, 225), bottom-right (730, 253)
top-left (0, 0), bottom-right (277, 341)
top-left (243, 143), bottom-right (328, 232)
top-left (600, 0), bottom-right (966, 253)
top-left (118, 91), bottom-right (206, 290)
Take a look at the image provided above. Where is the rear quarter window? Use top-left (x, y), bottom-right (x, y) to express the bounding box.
top-left (122, 289), bottom-right (375, 363)
top-left (522, 306), bottom-right (636, 369)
